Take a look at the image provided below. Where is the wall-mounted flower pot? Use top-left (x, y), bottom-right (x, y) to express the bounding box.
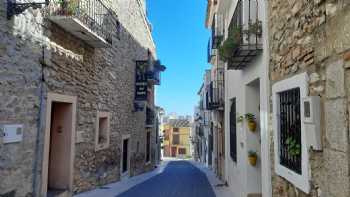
top-left (247, 120), bottom-right (257, 132)
top-left (248, 155), bottom-right (257, 166)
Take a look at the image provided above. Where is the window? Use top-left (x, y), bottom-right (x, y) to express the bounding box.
top-left (279, 88), bottom-right (302, 174)
top-left (230, 98), bottom-right (237, 162)
top-left (95, 112), bottom-right (110, 151)
top-left (272, 72), bottom-right (310, 193)
top-left (146, 131), bottom-right (151, 162)
top-left (178, 148), bottom-right (186, 155)
top-left (172, 134), bottom-right (180, 145)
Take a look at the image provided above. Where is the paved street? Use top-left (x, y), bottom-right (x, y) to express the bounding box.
top-left (116, 161), bottom-right (216, 197)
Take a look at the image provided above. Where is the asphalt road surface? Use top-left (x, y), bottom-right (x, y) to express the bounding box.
top-left (116, 161), bottom-right (216, 197)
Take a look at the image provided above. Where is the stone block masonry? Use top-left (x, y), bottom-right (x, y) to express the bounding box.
top-left (0, 0), bottom-right (158, 196)
top-left (269, 0), bottom-right (350, 196)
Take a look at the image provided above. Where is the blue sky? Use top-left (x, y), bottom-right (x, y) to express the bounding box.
top-left (147, 0), bottom-right (210, 116)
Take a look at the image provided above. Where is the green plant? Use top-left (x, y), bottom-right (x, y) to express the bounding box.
top-left (67, 0), bottom-right (79, 15)
top-left (248, 150), bottom-right (257, 157)
top-left (243, 20), bottom-right (262, 37)
top-left (244, 113), bottom-right (255, 121)
top-left (55, 0), bottom-right (65, 5)
top-left (237, 115), bottom-right (244, 123)
top-left (218, 27), bottom-right (241, 62)
top-left (285, 136), bottom-right (301, 156)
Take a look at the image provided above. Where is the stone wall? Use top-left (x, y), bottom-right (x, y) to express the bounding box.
top-left (269, 0), bottom-right (350, 197)
top-left (0, 0), bottom-right (157, 196)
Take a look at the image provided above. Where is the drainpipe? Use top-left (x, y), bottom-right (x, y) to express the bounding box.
top-left (32, 47), bottom-right (46, 197)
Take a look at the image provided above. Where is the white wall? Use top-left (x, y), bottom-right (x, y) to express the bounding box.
top-left (223, 0), bottom-right (271, 196)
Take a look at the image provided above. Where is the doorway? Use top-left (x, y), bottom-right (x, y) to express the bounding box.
top-left (121, 136), bottom-right (130, 177)
top-left (42, 93), bottom-right (77, 197)
top-left (245, 79), bottom-right (262, 196)
top-left (171, 147), bottom-right (177, 157)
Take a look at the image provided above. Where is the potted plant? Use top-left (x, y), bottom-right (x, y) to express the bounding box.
top-left (245, 113), bottom-right (257, 132)
top-left (218, 27), bottom-right (241, 63)
top-left (285, 136), bottom-right (301, 156)
top-left (243, 20), bottom-right (263, 37)
top-left (248, 150), bottom-right (258, 166)
top-left (236, 115), bottom-right (244, 123)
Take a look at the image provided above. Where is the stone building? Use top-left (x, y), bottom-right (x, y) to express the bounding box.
top-left (0, 0), bottom-right (164, 196)
top-left (268, 1), bottom-right (350, 197)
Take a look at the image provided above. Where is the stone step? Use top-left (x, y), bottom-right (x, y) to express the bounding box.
top-left (47, 189), bottom-right (69, 197)
top-left (247, 193), bottom-right (262, 197)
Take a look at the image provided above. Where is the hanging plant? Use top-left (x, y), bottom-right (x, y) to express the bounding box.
top-left (218, 27), bottom-right (241, 63)
top-left (248, 150), bottom-right (258, 166)
top-left (66, 0), bottom-right (79, 16)
top-left (285, 136), bottom-right (301, 156)
top-left (237, 115), bottom-right (244, 123)
top-left (245, 113), bottom-right (257, 132)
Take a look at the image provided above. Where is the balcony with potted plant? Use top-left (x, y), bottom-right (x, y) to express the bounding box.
top-left (219, 0), bottom-right (263, 70)
top-left (146, 60), bottom-right (166, 86)
top-left (48, 0), bottom-right (118, 47)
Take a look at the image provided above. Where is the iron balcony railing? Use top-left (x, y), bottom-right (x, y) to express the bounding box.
top-left (207, 66), bottom-right (224, 110)
top-left (207, 39), bottom-right (212, 63)
top-left (48, 0), bottom-right (118, 45)
top-left (226, 0), bottom-right (263, 70)
top-left (147, 60), bottom-right (166, 85)
top-left (207, 39), bottom-right (218, 64)
top-left (211, 13), bottom-right (224, 49)
top-left (208, 14), bottom-right (223, 63)
top-left (146, 70), bottom-right (161, 85)
top-left (207, 80), bottom-right (224, 110)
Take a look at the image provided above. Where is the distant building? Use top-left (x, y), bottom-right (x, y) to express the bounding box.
top-left (162, 119), bottom-right (192, 158)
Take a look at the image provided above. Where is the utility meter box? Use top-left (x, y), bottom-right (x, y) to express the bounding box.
top-left (303, 96), bottom-right (322, 151)
top-left (2, 124), bottom-right (23, 144)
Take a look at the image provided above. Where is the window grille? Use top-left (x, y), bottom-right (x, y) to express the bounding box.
top-left (279, 88), bottom-right (302, 174)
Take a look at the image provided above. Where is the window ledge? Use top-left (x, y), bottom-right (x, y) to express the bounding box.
top-left (272, 72), bottom-right (310, 193)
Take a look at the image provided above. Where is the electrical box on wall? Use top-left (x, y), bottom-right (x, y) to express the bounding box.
top-left (303, 96), bottom-right (322, 151)
top-left (2, 124), bottom-right (23, 144)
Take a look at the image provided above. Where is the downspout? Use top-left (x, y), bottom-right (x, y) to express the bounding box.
top-left (32, 46), bottom-right (46, 197)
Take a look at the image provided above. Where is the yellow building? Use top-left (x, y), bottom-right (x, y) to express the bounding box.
top-left (162, 119), bottom-right (191, 158)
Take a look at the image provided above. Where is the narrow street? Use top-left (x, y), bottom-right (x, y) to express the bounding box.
top-left (2, 0), bottom-right (350, 196)
top-left (117, 161), bottom-right (216, 197)
top-left (76, 160), bottom-right (229, 197)
top-left (112, 161), bottom-right (215, 197)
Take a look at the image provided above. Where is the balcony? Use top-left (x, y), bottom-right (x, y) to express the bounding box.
top-left (220, 0), bottom-right (263, 70)
top-left (147, 60), bottom-right (166, 85)
top-left (207, 39), bottom-right (218, 65)
top-left (146, 107), bottom-right (154, 127)
top-left (48, 0), bottom-right (118, 47)
top-left (207, 81), bottom-right (224, 110)
top-left (207, 14), bottom-right (223, 64)
top-left (207, 67), bottom-right (224, 110)
top-left (211, 13), bottom-right (224, 49)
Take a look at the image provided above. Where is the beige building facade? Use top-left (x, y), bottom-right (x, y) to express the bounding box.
top-left (163, 119), bottom-right (192, 158)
